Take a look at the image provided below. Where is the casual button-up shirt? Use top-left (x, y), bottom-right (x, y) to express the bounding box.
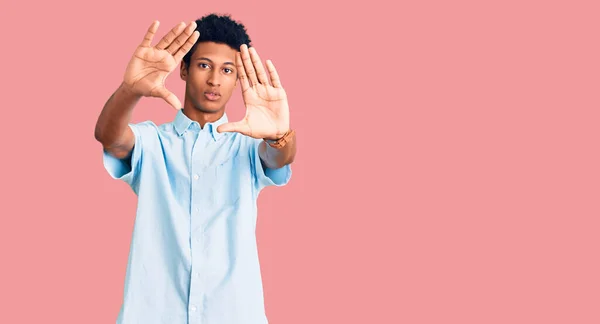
top-left (102, 109), bottom-right (292, 324)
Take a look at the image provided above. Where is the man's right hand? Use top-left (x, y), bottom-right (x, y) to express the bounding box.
top-left (122, 20), bottom-right (200, 110)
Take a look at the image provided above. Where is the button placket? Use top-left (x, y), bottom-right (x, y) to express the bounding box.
top-left (188, 129), bottom-right (209, 322)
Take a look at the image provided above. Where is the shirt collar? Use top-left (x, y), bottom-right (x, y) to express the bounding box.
top-left (173, 109), bottom-right (228, 141)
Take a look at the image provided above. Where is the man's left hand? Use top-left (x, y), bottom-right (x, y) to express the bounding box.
top-left (217, 44), bottom-right (290, 141)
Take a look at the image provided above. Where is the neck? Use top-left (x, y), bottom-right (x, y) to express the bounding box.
top-left (182, 104), bottom-right (225, 129)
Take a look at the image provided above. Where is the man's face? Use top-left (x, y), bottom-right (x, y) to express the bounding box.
top-left (180, 41), bottom-right (239, 113)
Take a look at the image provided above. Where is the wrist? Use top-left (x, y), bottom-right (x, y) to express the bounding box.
top-left (264, 128), bottom-right (290, 141)
top-left (264, 129), bottom-right (295, 149)
top-left (119, 82), bottom-right (141, 99)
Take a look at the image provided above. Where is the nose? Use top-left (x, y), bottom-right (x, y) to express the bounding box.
top-left (207, 71), bottom-right (220, 86)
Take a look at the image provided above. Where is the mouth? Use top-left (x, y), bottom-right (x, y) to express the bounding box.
top-left (204, 91), bottom-right (221, 101)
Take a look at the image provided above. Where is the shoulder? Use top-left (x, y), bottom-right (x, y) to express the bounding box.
top-left (129, 119), bottom-right (179, 140)
top-left (130, 119), bottom-right (170, 132)
top-left (129, 120), bottom-right (159, 136)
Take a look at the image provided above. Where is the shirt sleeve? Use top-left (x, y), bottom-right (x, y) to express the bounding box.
top-left (249, 137), bottom-right (292, 193)
top-left (102, 121), bottom-right (156, 190)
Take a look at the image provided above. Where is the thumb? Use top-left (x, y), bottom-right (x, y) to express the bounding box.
top-left (217, 120), bottom-right (251, 136)
top-left (153, 86), bottom-right (182, 110)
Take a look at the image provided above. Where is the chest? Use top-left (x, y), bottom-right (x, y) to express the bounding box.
top-left (145, 130), bottom-right (253, 205)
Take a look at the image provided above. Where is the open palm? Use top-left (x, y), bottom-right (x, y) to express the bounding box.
top-left (217, 45), bottom-right (290, 140)
top-left (122, 21), bottom-right (199, 110)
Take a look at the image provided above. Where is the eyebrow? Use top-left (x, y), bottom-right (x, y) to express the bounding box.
top-left (195, 57), bottom-right (235, 66)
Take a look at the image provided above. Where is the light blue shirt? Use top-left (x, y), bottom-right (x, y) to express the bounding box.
top-left (102, 109), bottom-right (292, 324)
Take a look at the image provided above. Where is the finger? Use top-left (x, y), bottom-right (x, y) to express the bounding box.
top-left (240, 44), bottom-right (258, 87)
top-left (217, 120), bottom-right (252, 136)
top-left (155, 22), bottom-right (186, 50)
top-left (141, 21), bottom-right (160, 47)
top-left (235, 52), bottom-right (250, 92)
top-left (152, 86), bottom-right (182, 110)
top-left (266, 59), bottom-right (282, 88)
top-left (249, 47), bottom-right (269, 86)
top-left (173, 30), bottom-right (200, 62)
top-left (166, 21), bottom-right (197, 55)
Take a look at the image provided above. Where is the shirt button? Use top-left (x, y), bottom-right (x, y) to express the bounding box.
top-left (191, 305), bottom-right (197, 312)
top-left (193, 174), bottom-right (199, 180)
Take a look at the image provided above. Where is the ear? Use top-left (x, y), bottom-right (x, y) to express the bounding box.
top-left (180, 62), bottom-right (188, 81)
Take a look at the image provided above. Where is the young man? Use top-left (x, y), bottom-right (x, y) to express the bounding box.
top-left (94, 13), bottom-right (296, 324)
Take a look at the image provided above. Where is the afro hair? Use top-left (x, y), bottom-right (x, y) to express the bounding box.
top-left (182, 13), bottom-right (252, 69)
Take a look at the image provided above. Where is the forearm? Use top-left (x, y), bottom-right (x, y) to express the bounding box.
top-left (94, 83), bottom-right (141, 156)
top-left (259, 132), bottom-right (297, 169)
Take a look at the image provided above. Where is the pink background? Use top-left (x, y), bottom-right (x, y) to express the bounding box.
top-left (1, 0), bottom-right (599, 323)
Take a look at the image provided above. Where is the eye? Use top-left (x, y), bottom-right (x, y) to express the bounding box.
top-left (224, 68), bottom-right (233, 74)
top-left (198, 63), bottom-right (209, 69)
